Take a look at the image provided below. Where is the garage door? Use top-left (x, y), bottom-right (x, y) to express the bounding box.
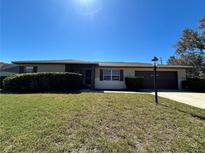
top-left (135, 71), bottom-right (178, 89)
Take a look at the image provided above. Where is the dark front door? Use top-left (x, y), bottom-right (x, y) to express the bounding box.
top-left (135, 71), bottom-right (178, 89)
top-left (85, 70), bottom-right (92, 85)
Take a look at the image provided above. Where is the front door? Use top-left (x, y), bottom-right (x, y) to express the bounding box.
top-left (85, 70), bottom-right (92, 85)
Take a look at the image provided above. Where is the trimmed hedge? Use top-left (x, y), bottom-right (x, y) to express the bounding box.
top-left (181, 78), bottom-right (205, 92)
top-left (3, 72), bottom-right (83, 92)
top-left (125, 77), bottom-right (144, 90)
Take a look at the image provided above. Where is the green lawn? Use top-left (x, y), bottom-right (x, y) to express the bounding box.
top-left (0, 93), bottom-right (205, 152)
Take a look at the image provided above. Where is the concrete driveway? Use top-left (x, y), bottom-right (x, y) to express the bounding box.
top-left (154, 92), bottom-right (205, 109)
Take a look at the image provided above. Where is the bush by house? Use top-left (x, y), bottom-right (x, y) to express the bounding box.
top-left (3, 72), bottom-right (83, 92)
top-left (182, 78), bottom-right (205, 92)
top-left (125, 77), bottom-right (144, 90)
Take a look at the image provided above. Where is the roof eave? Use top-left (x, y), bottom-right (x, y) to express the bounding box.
top-left (98, 65), bottom-right (192, 69)
top-left (12, 61), bottom-right (192, 69)
top-left (12, 61), bottom-right (99, 65)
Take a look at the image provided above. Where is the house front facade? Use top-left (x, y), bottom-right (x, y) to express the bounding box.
top-left (12, 60), bottom-right (192, 90)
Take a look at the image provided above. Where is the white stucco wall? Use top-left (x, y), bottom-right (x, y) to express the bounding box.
top-left (95, 67), bottom-right (187, 90)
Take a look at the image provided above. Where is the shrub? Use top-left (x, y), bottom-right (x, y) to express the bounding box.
top-left (125, 77), bottom-right (144, 90)
top-left (181, 80), bottom-right (189, 90)
top-left (0, 76), bottom-right (7, 89)
top-left (181, 78), bottom-right (205, 92)
top-left (3, 72), bottom-right (83, 92)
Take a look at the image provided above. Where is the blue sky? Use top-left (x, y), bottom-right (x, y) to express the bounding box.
top-left (1, 0), bottom-right (205, 63)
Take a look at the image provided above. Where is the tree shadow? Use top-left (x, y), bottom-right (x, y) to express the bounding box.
top-left (158, 102), bottom-right (205, 121)
top-left (0, 89), bottom-right (82, 94)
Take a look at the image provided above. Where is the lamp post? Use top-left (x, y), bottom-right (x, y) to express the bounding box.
top-left (152, 56), bottom-right (159, 104)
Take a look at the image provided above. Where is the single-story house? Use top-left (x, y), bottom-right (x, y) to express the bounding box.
top-left (12, 60), bottom-right (192, 90)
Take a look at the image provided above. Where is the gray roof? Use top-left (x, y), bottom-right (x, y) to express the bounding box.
top-left (98, 62), bottom-right (192, 68)
top-left (12, 59), bottom-right (192, 69)
top-left (0, 63), bottom-right (19, 72)
top-left (12, 60), bottom-right (98, 65)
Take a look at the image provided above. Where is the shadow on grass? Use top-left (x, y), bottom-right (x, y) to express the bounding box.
top-left (0, 89), bottom-right (82, 94)
top-left (158, 102), bottom-right (205, 121)
top-left (0, 89), bottom-right (110, 94)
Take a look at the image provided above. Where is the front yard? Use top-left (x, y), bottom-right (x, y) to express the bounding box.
top-left (0, 93), bottom-right (205, 152)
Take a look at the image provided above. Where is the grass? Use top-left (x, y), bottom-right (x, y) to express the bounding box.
top-left (0, 92), bottom-right (205, 152)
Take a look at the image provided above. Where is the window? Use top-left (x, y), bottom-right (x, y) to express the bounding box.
top-left (103, 69), bottom-right (111, 80)
top-left (103, 69), bottom-right (121, 81)
top-left (112, 70), bottom-right (120, 80)
top-left (25, 66), bottom-right (34, 73)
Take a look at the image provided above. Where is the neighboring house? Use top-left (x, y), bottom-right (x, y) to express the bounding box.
top-left (12, 60), bottom-right (192, 90)
top-left (0, 62), bottom-right (19, 77)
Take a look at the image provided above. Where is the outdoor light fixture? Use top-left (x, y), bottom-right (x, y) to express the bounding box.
top-left (152, 56), bottom-right (159, 104)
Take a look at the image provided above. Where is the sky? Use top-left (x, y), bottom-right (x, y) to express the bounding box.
top-left (0, 0), bottom-right (205, 64)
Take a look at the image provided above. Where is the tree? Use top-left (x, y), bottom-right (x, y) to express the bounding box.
top-left (168, 17), bottom-right (205, 78)
top-left (199, 17), bottom-right (205, 29)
